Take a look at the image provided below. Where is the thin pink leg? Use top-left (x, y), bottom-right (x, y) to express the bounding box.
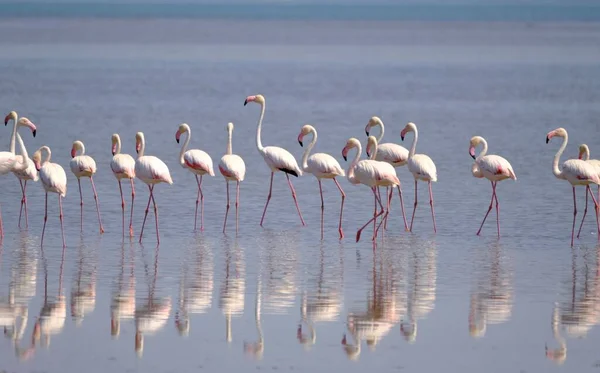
top-left (78, 178), bottom-right (83, 231)
top-left (587, 185), bottom-right (600, 242)
top-left (409, 180), bottom-right (418, 232)
top-left (18, 179), bottom-right (24, 228)
top-left (0, 202), bottom-right (3, 239)
top-left (373, 189), bottom-right (377, 234)
top-left (235, 180), bottom-right (240, 234)
top-left (129, 178), bottom-right (135, 237)
top-left (118, 180), bottom-right (125, 237)
top-left (23, 180), bottom-right (28, 229)
top-left (493, 182), bottom-right (500, 237)
top-left (90, 176), bottom-right (104, 234)
top-left (571, 186), bottom-right (577, 247)
top-left (149, 185), bottom-right (160, 245)
top-left (397, 186), bottom-right (409, 232)
top-left (356, 187), bottom-right (385, 243)
top-left (333, 178), bottom-right (345, 240)
top-left (223, 181), bottom-right (230, 233)
top-left (318, 179), bottom-right (324, 240)
top-left (41, 192), bottom-right (48, 246)
top-left (477, 181), bottom-right (495, 236)
top-left (139, 185), bottom-right (153, 243)
top-left (194, 175), bottom-right (204, 231)
top-left (286, 174), bottom-right (306, 226)
top-left (260, 172), bottom-right (274, 227)
top-left (59, 195), bottom-right (66, 248)
top-left (577, 186), bottom-right (589, 239)
top-left (375, 187), bottom-right (392, 239)
top-left (428, 181), bottom-right (437, 233)
top-left (384, 186), bottom-right (391, 230)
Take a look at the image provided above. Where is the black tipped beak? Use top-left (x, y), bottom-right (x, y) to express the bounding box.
top-left (365, 130), bottom-right (369, 136)
top-left (136, 149), bottom-right (139, 154)
top-left (401, 135), bottom-right (405, 141)
top-left (298, 140), bottom-right (303, 147)
top-left (176, 138), bottom-right (179, 144)
top-left (4, 120), bottom-right (7, 126)
top-left (366, 151), bottom-right (371, 157)
top-left (470, 153), bottom-right (476, 160)
top-left (244, 99), bottom-right (248, 106)
top-left (545, 136), bottom-right (549, 144)
top-left (112, 151), bottom-right (116, 156)
top-left (343, 155), bottom-right (347, 161)
top-left (32, 130), bottom-right (36, 137)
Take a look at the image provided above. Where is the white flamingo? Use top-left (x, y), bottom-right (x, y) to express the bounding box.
top-left (70, 140), bottom-right (104, 234)
top-left (575, 144), bottom-right (600, 238)
top-left (111, 134), bottom-right (136, 237)
top-left (469, 136), bottom-right (517, 237)
top-left (342, 138), bottom-right (400, 242)
top-left (33, 146), bottom-right (67, 248)
top-left (546, 128), bottom-right (600, 247)
top-left (244, 94), bottom-right (305, 227)
top-left (218, 122), bottom-right (245, 234)
top-left (135, 132), bottom-right (173, 244)
top-left (297, 124), bottom-right (346, 239)
top-left (1, 112), bottom-right (36, 237)
top-left (176, 123), bottom-right (214, 231)
top-left (400, 122), bottom-right (438, 233)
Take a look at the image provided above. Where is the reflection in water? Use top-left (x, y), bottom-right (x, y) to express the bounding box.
top-left (260, 233), bottom-right (298, 315)
top-left (244, 277), bottom-right (263, 360)
top-left (111, 244), bottom-right (136, 338)
top-left (219, 238), bottom-right (245, 342)
top-left (468, 242), bottom-right (513, 338)
top-left (298, 243), bottom-right (344, 350)
top-left (70, 237), bottom-right (97, 327)
top-left (546, 247), bottom-right (600, 365)
top-left (400, 238), bottom-right (437, 344)
top-left (135, 246), bottom-right (171, 357)
top-left (175, 238), bottom-right (213, 336)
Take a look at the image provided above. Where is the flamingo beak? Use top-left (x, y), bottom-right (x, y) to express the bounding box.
top-left (469, 146), bottom-right (476, 159)
top-left (298, 133), bottom-right (304, 147)
top-left (32, 129), bottom-right (36, 137)
top-left (545, 136), bottom-right (550, 144)
top-left (243, 99), bottom-right (249, 106)
top-left (71, 148), bottom-right (76, 158)
top-left (4, 115), bottom-right (9, 125)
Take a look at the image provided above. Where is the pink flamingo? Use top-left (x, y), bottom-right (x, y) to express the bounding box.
top-left (1, 112), bottom-right (36, 237)
top-left (70, 140), bottom-right (104, 234)
top-left (298, 124), bottom-right (346, 239)
top-left (400, 122), bottom-right (438, 233)
top-left (111, 133), bottom-right (136, 237)
top-left (244, 94), bottom-right (305, 227)
top-left (219, 122), bottom-right (246, 233)
top-left (342, 138), bottom-right (400, 242)
top-left (176, 123), bottom-right (214, 231)
top-left (469, 136), bottom-right (517, 237)
top-left (546, 128), bottom-right (600, 247)
top-left (576, 144), bottom-right (600, 238)
top-left (33, 146), bottom-right (67, 248)
top-left (135, 132), bottom-right (173, 244)
top-left (365, 116), bottom-right (410, 230)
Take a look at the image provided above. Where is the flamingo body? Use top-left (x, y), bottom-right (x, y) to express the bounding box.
top-left (0, 152), bottom-right (17, 175)
top-left (13, 155), bottom-right (38, 182)
top-left (135, 156), bottom-right (173, 185)
top-left (183, 149), bottom-right (215, 176)
top-left (111, 153), bottom-right (136, 179)
top-left (365, 116), bottom-right (409, 167)
top-left (70, 155), bottom-right (97, 178)
top-left (407, 154), bottom-right (437, 182)
top-left (305, 153), bottom-right (345, 179)
top-left (262, 146), bottom-right (302, 177)
top-left (219, 154), bottom-right (246, 181)
top-left (475, 154), bottom-right (516, 182)
top-left (39, 163), bottom-right (67, 197)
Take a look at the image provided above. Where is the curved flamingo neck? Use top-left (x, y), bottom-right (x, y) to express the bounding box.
top-left (347, 142), bottom-right (362, 184)
top-left (552, 133), bottom-right (568, 179)
top-left (115, 137), bottom-right (122, 155)
top-left (77, 142), bottom-right (86, 156)
top-left (408, 125), bottom-right (418, 158)
top-left (15, 133), bottom-right (30, 165)
top-left (375, 120), bottom-right (384, 143)
top-left (137, 136), bottom-right (145, 158)
top-left (256, 102), bottom-right (265, 153)
top-left (226, 127), bottom-right (233, 155)
top-left (179, 125), bottom-right (191, 166)
top-left (9, 113), bottom-right (18, 154)
top-left (41, 146), bottom-right (52, 165)
top-left (369, 140), bottom-right (378, 160)
top-left (476, 138), bottom-right (488, 160)
top-left (581, 145), bottom-right (590, 161)
top-left (301, 128), bottom-right (317, 171)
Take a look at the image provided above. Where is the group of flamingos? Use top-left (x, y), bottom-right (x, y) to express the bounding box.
top-left (0, 94), bottom-right (599, 247)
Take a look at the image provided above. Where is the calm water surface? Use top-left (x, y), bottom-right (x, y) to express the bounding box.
top-left (0, 18), bottom-right (599, 373)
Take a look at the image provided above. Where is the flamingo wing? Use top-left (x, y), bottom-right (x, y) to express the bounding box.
top-left (478, 155), bottom-right (516, 180)
top-left (136, 156), bottom-right (173, 184)
top-left (12, 155), bottom-right (39, 181)
top-left (263, 146), bottom-right (302, 177)
top-left (409, 154), bottom-right (437, 182)
top-left (219, 154), bottom-right (246, 181)
top-left (0, 151), bottom-right (17, 175)
top-left (307, 153), bottom-right (345, 177)
top-left (184, 149), bottom-right (214, 176)
top-left (70, 155), bottom-right (97, 176)
top-left (376, 143), bottom-right (409, 166)
top-left (40, 163), bottom-right (67, 197)
top-left (563, 159), bottom-right (600, 184)
top-left (111, 153), bottom-right (136, 178)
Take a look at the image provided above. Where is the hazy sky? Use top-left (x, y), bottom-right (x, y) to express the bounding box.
top-left (1, 0), bottom-right (597, 4)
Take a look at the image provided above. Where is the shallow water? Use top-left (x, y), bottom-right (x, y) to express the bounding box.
top-left (0, 18), bottom-right (599, 373)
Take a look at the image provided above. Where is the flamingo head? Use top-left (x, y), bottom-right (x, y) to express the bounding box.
top-left (32, 148), bottom-right (43, 171)
top-left (342, 138), bottom-right (359, 161)
top-left (400, 122), bottom-right (416, 141)
top-left (4, 110), bottom-right (17, 126)
top-left (17, 117), bottom-right (36, 137)
top-left (546, 127), bottom-right (566, 144)
top-left (469, 136), bottom-right (484, 160)
top-left (135, 132), bottom-right (144, 153)
top-left (244, 94), bottom-right (265, 106)
top-left (365, 116), bottom-right (382, 136)
top-left (227, 122), bottom-right (234, 133)
top-left (71, 140), bottom-right (84, 158)
top-left (578, 144), bottom-right (589, 160)
top-left (111, 134), bottom-right (119, 155)
top-left (366, 135), bottom-right (377, 158)
top-left (175, 123), bottom-right (189, 144)
top-left (297, 124), bottom-right (313, 147)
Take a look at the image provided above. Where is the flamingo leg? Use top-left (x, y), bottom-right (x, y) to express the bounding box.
top-left (194, 175), bottom-right (204, 231)
top-left (493, 182), bottom-right (500, 237)
top-left (318, 179), bottom-right (324, 240)
top-left (384, 186), bottom-right (391, 230)
top-left (149, 185), bottom-right (160, 245)
top-left (477, 181), bottom-right (496, 236)
top-left (397, 186), bottom-right (409, 232)
top-left (571, 186), bottom-right (577, 247)
top-left (586, 185), bottom-right (600, 241)
top-left (260, 172), bottom-right (274, 227)
top-left (223, 181), bottom-right (230, 233)
top-left (90, 176), bottom-right (104, 234)
top-left (235, 180), bottom-right (240, 234)
top-left (59, 195), bottom-right (66, 248)
top-left (375, 186), bottom-right (392, 239)
top-left (333, 177), bottom-right (345, 239)
top-left (429, 181), bottom-right (437, 233)
top-left (129, 178), bottom-right (135, 237)
top-left (0, 202), bottom-right (3, 240)
top-left (576, 186), bottom-right (589, 239)
top-left (118, 180), bottom-right (125, 237)
top-left (356, 187), bottom-right (385, 243)
top-left (23, 180), bottom-right (29, 229)
top-left (286, 174), bottom-right (306, 226)
top-left (18, 179), bottom-right (24, 228)
top-left (409, 179), bottom-right (418, 232)
top-left (139, 184), bottom-right (153, 243)
top-left (78, 178), bottom-right (83, 231)
top-left (41, 192), bottom-right (48, 246)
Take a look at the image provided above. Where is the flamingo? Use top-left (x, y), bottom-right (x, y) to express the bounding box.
top-left (32, 146), bottom-right (67, 248)
top-left (297, 124), bottom-right (346, 239)
top-left (365, 116), bottom-right (410, 230)
top-left (366, 135), bottom-right (409, 233)
top-left (175, 123), bottom-right (214, 231)
top-left (469, 136), bottom-right (517, 237)
top-left (111, 134), bottom-right (136, 237)
top-left (400, 122), bottom-right (438, 233)
top-left (218, 122), bottom-right (245, 234)
top-left (546, 128), bottom-right (600, 247)
top-left (576, 144), bottom-right (600, 238)
top-left (244, 94), bottom-right (305, 227)
top-left (1, 112), bottom-right (36, 237)
top-left (135, 132), bottom-right (173, 244)
top-left (70, 140), bottom-right (104, 234)
top-left (342, 138), bottom-right (399, 242)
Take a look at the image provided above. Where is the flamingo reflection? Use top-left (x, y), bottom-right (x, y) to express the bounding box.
top-left (219, 238), bottom-right (245, 342)
top-left (111, 244), bottom-right (135, 338)
top-left (244, 277), bottom-right (263, 360)
top-left (261, 232), bottom-right (298, 315)
top-left (70, 238), bottom-right (97, 327)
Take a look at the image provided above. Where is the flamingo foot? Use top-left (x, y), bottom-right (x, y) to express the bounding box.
top-left (339, 228), bottom-right (344, 240)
